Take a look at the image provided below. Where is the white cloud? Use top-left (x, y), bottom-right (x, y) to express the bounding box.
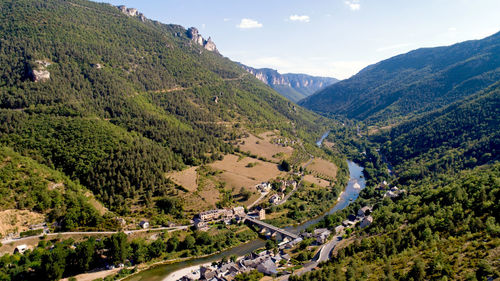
top-left (289, 14), bottom-right (310, 23)
top-left (345, 0), bottom-right (361, 11)
top-left (236, 18), bottom-right (263, 29)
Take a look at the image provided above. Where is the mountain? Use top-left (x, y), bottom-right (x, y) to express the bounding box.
top-left (299, 31), bottom-right (500, 124)
top-left (241, 65), bottom-right (338, 102)
top-left (292, 65), bottom-right (500, 281)
top-left (0, 0), bottom-right (327, 218)
top-left (381, 82), bottom-right (500, 182)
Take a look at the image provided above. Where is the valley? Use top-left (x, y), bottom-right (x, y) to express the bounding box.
top-left (0, 1), bottom-right (498, 281)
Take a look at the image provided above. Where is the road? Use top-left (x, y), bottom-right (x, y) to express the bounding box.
top-left (1, 225), bottom-right (189, 244)
top-left (277, 234), bottom-right (343, 281)
top-left (247, 191), bottom-right (269, 209)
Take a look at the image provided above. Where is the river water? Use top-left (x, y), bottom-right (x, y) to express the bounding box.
top-left (126, 142), bottom-right (365, 281)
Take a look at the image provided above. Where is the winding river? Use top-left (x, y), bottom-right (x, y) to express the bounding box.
top-left (126, 133), bottom-right (365, 281)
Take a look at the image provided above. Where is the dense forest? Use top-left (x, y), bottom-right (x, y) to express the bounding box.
top-left (299, 31), bottom-right (500, 124)
top-left (0, 0), bottom-right (330, 216)
top-left (291, 163), bottom-right (499, 281)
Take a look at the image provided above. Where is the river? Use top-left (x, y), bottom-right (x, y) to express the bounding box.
top-left (125, 159), bottom-right (365, 281)
top-left (316, 131), bottom-right (330, 147)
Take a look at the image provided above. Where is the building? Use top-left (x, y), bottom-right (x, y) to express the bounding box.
top-left (256, 258), bottom-right (278, 275)
top-left (357, 206), bottom-right (372, 217)
top-left (139, 220), bottom-right (149, 229)
top-left (233, 206), bottom-right (246, 217)
top-left (314, 228), bottom-right (331, 244)
top-left (256, 207), bottom-right (266, 220)
top-left (269, 194), bottom-right (282, 204)
top-left (14, 245), bottom-right (28, 254)
top-left (199, 209), bottom-right (225, 221)
top-left (195, 221), bottom-right (209, 231)
top-left (256, 182), bottom-right (271, 193)
top-left (360, 215), bottom-right (373, 228)
top-left (334, 225), bottom-right (345, 235)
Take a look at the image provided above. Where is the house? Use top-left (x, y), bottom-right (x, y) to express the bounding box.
top-left (314, 228), bottom-right (331, 244)
top-left (14, 245), bottom-right (28, 254)
top-left (256, 258), bottom-right (278, 275)
top-left (256, 182), bottom-right (271, 193)
top-left (287, 180), bottom-right (297, 189)
top-left (269, 194), bottom-right (282, 204)
top-left (334, 225), bottom-right (345, 235)
top-left (200, 266), bottom-right (216, 280)
top-left (199, 209), bottom-right (225, 221)
top-left (357, 206), bottom-right (372, 217)
top-left (360, 215), bottom-right (373, 228)
top-left (195, 221), bottom-right (209, 231)
top-left (233, 206), bottom-right (246, 217)
top-left (139, 220), bottom-right (149, 229)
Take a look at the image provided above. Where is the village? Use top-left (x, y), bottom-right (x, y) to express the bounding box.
top-left (177, 202), bottom-right (375, 281)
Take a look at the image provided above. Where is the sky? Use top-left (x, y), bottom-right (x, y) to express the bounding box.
top-left (97, 0), bottom-right (500, 79)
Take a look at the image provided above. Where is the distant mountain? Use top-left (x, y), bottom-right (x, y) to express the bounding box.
top-left (299, 31), bottom-right (500, 124)
top-left (241, 65), bottom-right (338, 102)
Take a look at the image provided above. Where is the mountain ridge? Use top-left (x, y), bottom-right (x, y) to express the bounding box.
top-left (299, 31), bottom-right (500, 124)
top-left (240, 64), bottom-right (338, 102)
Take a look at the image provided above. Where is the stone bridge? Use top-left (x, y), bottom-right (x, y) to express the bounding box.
top-left (244, 216), bottom-right (300, 240)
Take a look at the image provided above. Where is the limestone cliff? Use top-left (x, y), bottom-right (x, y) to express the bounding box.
top-left (241, 65), bottom-right (338, 102)
top-left (187, 27), bottom-right (218, 53)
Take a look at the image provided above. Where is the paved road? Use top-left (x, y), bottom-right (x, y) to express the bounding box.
top-left (247, 191), bottom-right (269, 209)
top-left (1, 225), bottom-right (189, 244)
top-left (277, 234), bottom-right (343, 281)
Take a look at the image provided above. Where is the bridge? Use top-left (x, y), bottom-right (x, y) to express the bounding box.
top-left (244, 216), bottom-right (300, 240)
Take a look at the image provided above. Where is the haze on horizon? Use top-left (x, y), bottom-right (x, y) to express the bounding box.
top-left (98, 0), bottom-right (500, 79)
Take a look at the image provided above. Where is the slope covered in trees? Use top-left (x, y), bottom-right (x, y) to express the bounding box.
top-left (299, 31), bottom-right (500, 124)
top-left (0, 0), bottom-right (329, 215)
top-left (379, 83), bottom-right (500, 183)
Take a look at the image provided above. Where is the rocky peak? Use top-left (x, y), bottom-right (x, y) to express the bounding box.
top-left (117, 5), bottom-right (146, 21)
top-left (187, 27), bottom-right (218, 52)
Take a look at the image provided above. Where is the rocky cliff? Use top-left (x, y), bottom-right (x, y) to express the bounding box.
top-left (241, 65), bottom-right (338, 102)
top-left (187, 27), bottom-right (218, 52)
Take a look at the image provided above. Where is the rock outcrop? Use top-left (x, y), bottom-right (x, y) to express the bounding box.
top-left (187, 27), bottom-right (218, 52)
top-left (29, 60), bottom-right (51, 82)
top-left (117, 5), bottom-right (146, 21)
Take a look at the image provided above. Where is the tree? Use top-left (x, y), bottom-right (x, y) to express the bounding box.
top-left (41, 245), bottom-right (67, 281)
top-left (183, 235), bottom-right (196, 250)
top-left (107, 232), bottom-right (129, 264)
top-left (74, 238), bottom-right (95, 272)
top-left (280, 160), bottom-right (292, 172)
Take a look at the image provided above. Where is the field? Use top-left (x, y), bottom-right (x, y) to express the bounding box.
top-left (304, 158), bottom-right (338, 180)
top-left (303, 174), bottom-right (331, 188)
top-left (167, 166), bottom-right (198, 192)
top-left (0, 209), bottom-right (45, 238)
top-left (237, 131), bottom-right (293, 162)
top-left (209, 154), bottom-right (286, 192)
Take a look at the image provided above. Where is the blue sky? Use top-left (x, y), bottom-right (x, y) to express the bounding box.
top-left (97, 0), bottom-right (500, 79)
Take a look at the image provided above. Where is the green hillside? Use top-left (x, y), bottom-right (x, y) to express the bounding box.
top-left (379, 83), bottom-right (500, 183)
top-left (299, 31), bottom-right (500, 124)
top-left (0, 146), bottom-right (107, 231)
top-left (0, 0), bottom-right (328, 215)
